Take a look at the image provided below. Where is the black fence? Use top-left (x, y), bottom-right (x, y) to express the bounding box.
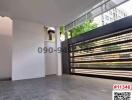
top-left (62, 16), bottom-right (132, 80)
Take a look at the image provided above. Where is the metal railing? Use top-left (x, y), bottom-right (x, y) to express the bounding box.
top-left (64, 0), bottom-right (128, 32)
top-left (62, 16), bottom-right (132, 80)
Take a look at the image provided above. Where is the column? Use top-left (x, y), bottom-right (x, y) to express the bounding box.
top-left (55, 27), bottom-right (62, 76)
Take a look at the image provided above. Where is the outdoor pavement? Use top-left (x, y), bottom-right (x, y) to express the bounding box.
top-left (0, 75), bottom-right (131, 100)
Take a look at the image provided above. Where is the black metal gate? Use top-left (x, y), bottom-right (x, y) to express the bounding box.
top-left (62, 16), bottom-right (132, 80)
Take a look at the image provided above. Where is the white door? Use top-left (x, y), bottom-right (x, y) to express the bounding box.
top-left (45, 41), bottom-right (57, 75)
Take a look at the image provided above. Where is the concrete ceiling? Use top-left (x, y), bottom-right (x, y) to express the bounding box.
top-left (0, 0), bottom-right (103, 26)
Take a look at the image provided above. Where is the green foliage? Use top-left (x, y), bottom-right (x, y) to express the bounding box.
top-left (60, 26), bottom-right (65, 34)
top-left (67, 20), bottom-right (97, 51)
top-left (69, 20), bottom-right (97, 37)
top-left (60, 26), bottom-right (71, 40)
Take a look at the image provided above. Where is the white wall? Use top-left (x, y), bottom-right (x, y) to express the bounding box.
top-left (0, 17), bottom-right (61, 80)
top-left (43, 27), bottom-right (57, 76)
top-left (45, 41), bottom-right (57, 75)
top-left (12, 19), bottom-right (45, 80)
top-left (44, 27), bottom-right (62, 76)
top-left (55, 28), bottom-right (62, 76)
top-left (0, 16), bottom-right (12, 79)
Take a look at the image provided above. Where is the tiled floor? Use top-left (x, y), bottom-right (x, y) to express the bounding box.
top-left (0, 75), bottom-right (131, 100)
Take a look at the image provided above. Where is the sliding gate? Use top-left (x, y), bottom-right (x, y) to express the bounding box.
top-left (62, 16), bottom-right (132, 80)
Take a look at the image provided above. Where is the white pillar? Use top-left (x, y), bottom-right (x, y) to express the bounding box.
top-left (55, 27), bottom-right (62, 76)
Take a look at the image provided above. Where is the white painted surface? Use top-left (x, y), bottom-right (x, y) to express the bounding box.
top-left (0, 16), bottom-right (12, 79)
top-left (44, 27), bottom-right (62, 76)
top-left (55, 28), bottom-right (62, 76)
top-left (0, 0), bottom-right (102, 26)
top-left (45, 41), bottom-right (57, 75)
top-left (12, 19), bottom-right (45, 80)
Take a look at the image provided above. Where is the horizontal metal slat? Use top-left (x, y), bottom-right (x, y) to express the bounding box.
top-left (71, 49), bottom-right (132, 58)
top-left (70, 58), bottom-right (132, 63)
top-left (70, 39), bottom-right (132, 53)
top-left (71, 67), bottom-right (132, 71)
top-left (72, 69), bottom-right (132, 78)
